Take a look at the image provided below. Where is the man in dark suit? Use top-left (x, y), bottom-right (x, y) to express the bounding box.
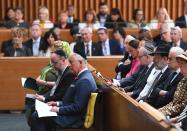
top-left (122, 44), bottom-right (154, 97)
top-left (67, 5), bottom-right (80, 26)
top-left (175, 1), bottom-right (187, 28)
top-left (35, 49), bottom-right (75, 102)
top-left (153, 23), bottom-right (172, 47)
top-left (24, 24), bottom-right (44, 56)
top-left (97, 2), bottom-right (109, 26)
top-left (146, 47), bottom-right (184, 108)
top-left (171, 26), bottom-right (187, 51)
top-left (136, 44), bottom-right (172, 101)
top-left (112, 43), bottom-right (154, 98)
top-left (97, 27), bottom-right (123, 56)
top-left (30, 53), bottom-right (97, 131)
top-left (26, 50), bottom-right (75, 126)
top-left (74, 27), bottom-right (102, 58)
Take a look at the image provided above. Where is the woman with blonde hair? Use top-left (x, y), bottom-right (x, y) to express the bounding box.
top-left (33, 6), bottom-right (54, 29)
top-left (149, 7), bottom-right (174, 29)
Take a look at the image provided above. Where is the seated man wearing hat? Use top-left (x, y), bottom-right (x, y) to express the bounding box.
top-left (159, 50), bottom-right (187, 118)
top-left (136, 44), bottom-right (172, 101)
top-left (145, 47), bottom-right (184, 108)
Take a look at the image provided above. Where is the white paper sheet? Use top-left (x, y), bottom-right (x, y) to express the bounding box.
top-left (25, 94), bottom-right (36, 99)
top-left (35, 100), bottom-right (57, 117)
top-left (21, 77), bottom-right (26, 87)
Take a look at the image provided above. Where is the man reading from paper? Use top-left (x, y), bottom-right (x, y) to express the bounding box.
top-left (30, 53), bottom-right (97, 131)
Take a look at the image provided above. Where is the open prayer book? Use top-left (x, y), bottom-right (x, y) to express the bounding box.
top-left (35, 99), bottom-right (57, 118)
top-left (21, 77), bottom-right (38, 91)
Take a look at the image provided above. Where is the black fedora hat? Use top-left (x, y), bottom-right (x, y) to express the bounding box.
top-left (152, 44), bottom-right (171, 56)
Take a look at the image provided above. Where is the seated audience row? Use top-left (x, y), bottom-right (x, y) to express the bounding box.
top-left (1, 1), bottom-right (187, 31)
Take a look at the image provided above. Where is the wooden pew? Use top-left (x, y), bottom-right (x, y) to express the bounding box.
top-left (0, 57), bottom-right (49, 110)
top-left (93, 72), bottom-right (178, 131)
top-left (0, 57), bottom-right (179, 130)
top-left (87, 56), bottom-right (123, 79)
top-left (0, 56), bottom-right (121, 110)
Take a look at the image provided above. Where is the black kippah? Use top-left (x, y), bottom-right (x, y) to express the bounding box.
top-left (54, 49), bottom-right (67, 58)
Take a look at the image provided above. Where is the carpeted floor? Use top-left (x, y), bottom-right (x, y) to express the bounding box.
top-left (0, 112), bottom-right (29, 131)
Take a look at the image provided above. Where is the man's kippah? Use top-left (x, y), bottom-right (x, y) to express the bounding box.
top-left (54, 49), bottom-right (67, 58)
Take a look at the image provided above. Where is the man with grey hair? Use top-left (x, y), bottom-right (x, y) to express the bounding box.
top-left (153, 23), bottom-right (172, 47)
top-left (30, 53), bottom-right (97, 130)
top-left (171, 26), bottom-right (187, 51)
top-left (146, 47), bottom-right (184, 108)
top-left (111, 42), bottom-right (155, 98)
top-left (73, 27), bottom-right (102, 58)
top-left (24, 24), bottom-right (44, 56)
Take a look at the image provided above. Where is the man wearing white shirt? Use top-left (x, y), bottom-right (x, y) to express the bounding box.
top-left (170, 26), bottom-right (187, 51)
top-left (73, 27), bottom-right (102, 58)
top-left (97, 27), bottom-right (122, 56)
top-left (136, 44), bottom-right (172, 102)
top-left (24, 24), bottom-right (45, 56)
top-left (67, 5), bottom-right (79, 25)
top-left (151, 47), bottom-right (184, 108)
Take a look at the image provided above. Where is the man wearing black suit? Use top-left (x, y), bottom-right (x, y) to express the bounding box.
top-left (30, 53), bottom-right (97, 130)
top-left (150, 47), bottom-right (184, 108)
top-left (26, 50), bottom-right (75, 126)
top-left (136, 44), bottom-right (172, 101)
top-left (35, 49), bottom-right (75, 102)
top-left (171, 26), bottom-right (187, 51)
top-left (97, 2), bottom-right (109, 26)
top-left (175, 1), bottom-right (187, 28)
top-left (153, 23), bottom-right (172, 47)
top-left (67, 5), bottom-right (80, 26)
top-left (97, 27), bottom-right (123, 56)
top-left (24, 24), bottom-right (44, 56)
top-left (112, 43), bottom-right (155, 99)
top-left (73, 27), bottom-right (102, 58)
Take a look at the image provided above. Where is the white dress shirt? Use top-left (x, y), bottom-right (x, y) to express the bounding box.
top-left (84, 41), bottom-right (92, 56)
top-left (32, 37), bottom-right (41, 56)
top-left (102, 39), bottom-right (111, 56)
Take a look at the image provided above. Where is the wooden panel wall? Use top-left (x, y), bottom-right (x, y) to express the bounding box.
top-left (0, 0), bottom-right (185, 24)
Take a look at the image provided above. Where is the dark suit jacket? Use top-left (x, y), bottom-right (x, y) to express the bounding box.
top-left (120, 65), bottom-right (146, 89)
top-left (4, 20), bottom-right (29, 29)
top-left (115, 52), bottom-right (132, 78)
top-left (53, 70), bottom-right (97, 128)
top-left (74, 41), bottom-right (103, 58)
top-left (175, 16), bottom-right (187, 28)
top-left (105, 16), bottom-right (127, 29)
top-left (153, 72), bottom-right (183, 108)
top-left (4, 45), bottom-right (32, 57)
top-left (24, 37), bottom-right (44, 56)
top-left (98, 39), bottom-right (123, 55)
top-left (153, 35), bottom-right (173, 47)
top-left (44, 67), bottom-right (75, 102)
top-left (144, 67), bottom-right (173, 105)
top-left (1, 39), bottom-right (14, 53)
top-left (130, 64), bottom-right (155, 98)
top-left (180, 39), bottom-right (187, 51)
